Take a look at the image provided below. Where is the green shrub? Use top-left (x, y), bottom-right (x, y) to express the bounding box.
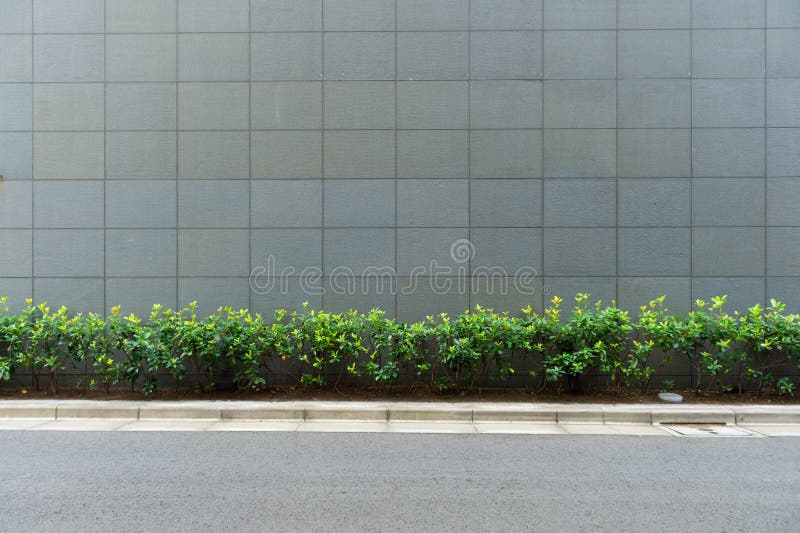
top-left (550, 294), bottom-right (632, 393)
top-left (737, 299), bottom-right (800, 392)
top-left (1, 294), bottom-right (799, 395)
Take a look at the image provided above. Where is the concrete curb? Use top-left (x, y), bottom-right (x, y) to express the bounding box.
top-left (0, 400), bottom-right (798, 426)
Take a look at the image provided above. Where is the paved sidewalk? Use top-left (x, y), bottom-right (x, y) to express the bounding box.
top-left (1, 400), bottom-right (799, 435)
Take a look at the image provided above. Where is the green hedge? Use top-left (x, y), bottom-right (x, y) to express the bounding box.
top-left (1, 294), bottom-right (799, 396)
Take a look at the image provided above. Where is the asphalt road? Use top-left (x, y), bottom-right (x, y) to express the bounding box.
top-left (1, 432), bottom-right (798, 532)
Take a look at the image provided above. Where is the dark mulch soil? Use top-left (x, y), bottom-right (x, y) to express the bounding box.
top-left (0, 385), bottom-right (796, 405)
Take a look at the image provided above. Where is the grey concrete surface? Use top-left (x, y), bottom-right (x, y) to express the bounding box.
top-left (3, 400), bottom-right (800, 427)
top-left (1, 0), bottom-right (800, 328)
top-left (0, 431), bottom-right (798, 532)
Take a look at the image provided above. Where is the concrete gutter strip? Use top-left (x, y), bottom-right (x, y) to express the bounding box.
top-left (0, 404), bottom-right (58, 419)
top-left (602, 408), bottom-right (652, 425)
top-left (221, 406), bottom-right (304, 421)
top-left (471, 407), bottom-right (557, 423)
top-left (389, 407), bottom-right (473, 422)
top-left (650, 409), bottom-right (737, 425)
top-left (734, 409), bottom-right (800, 425)
top-left (56, 404), bottom-right (139, 420)
top-left (139, 405), bottom-right (222, 421)
top-left (305, 406), bottom-right (388, 421)
top-left (0, 401), bottom-right (799, 425)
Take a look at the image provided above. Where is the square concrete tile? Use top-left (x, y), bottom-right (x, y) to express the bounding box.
top-left (767, 29), bottom-right (800, 77)
top-left (399, 31), bottom-right (468, 80)
top-left (33, 278), bottom-right (104, 314)
top-left (471, 31), bottom-right (541, 80)
top-left (106, 132), bottom-right (176, 180)
top-left (474, 0), bottom-right (542, 30)
top-left (106, 0), bottom-right (177, 33)
top-left (692, 0), bottom-right (764, 28)
top-left (251, 0), bottom-right (321, 32)
top-left (323, 0), bottom-right (394, 31)
top-left (34, 83), bottom-right (104, 131)
top-left (474, 422), bottom-right (566, 435)
top-left (251, 81), bottom-right (322, 129)
top-left (0, 420), bottom-right (47, 431)
top-left (619, 30), bottom-right (690, 79)
top-left (32, 420), bottom-right (132, 432)
top-left (119, 421), bottom-right (216, 432)
top-left (0, 229), bottom-right (32, 277)
top-left (299, 421), bottom-right (389, 433)
top-left (34, 132), bottom-right (104, 180)
top-left (251, 33), bottom-right (322, 81)
top-left (740, 425), bottom-right (800, 437)
top-left (0, 35), bottom-right (31, 82)
top-left (34, 34), bottom-right (103, 82)
top-left (33, 0), bottom-right (104, 33)
top-left (544, 31), bottom-right (615, 79)
top-left (208, 421), bottom-right (302, 432)
top-left (398, 0), bottom-right (468, 31)
top-left (0, 83), bottom-right (32, 131)
top-left (106, 34), bottom-right (177, 82)
top-left (693, 29), bottom-right (765, 78)
top-left (387, 422), bottom-right (477, 434)
top-left (544, 0), bottom-right (615, 30)
top-left (619, 0), bottom-right (690, 29)
top-left (605, 424), bottom-right (674, 436)
top-left (178, 0), bottom-right (249, 32)
top-left (179, 33), bottom-right (250, 82)
top-left (692, 277), bottom-right (766, 312)
top-left (325, 32), bottom-right (395, 81)
top-left (561, 424), bottom-right (621, 435)
top-left (0, 0), bottom-right (32, 33)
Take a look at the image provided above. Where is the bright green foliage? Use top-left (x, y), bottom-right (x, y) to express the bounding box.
top-left (637, 296), bottom-right (737, 392)
top-left (547, 294), bottom-right (633, 392)
top-left (1, 294), bottom-right (799, 395)
top-left (290, 306), bottom-right (368, 388)
top-left (736, 299), bottom-right (800, 392)
top-left (359, 309), bottom-right (430, 385)
top-left (432, 306), bottom-right (526, 390)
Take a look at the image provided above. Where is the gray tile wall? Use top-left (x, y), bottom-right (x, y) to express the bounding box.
top-left (0, 0), bottom-right (799, 320)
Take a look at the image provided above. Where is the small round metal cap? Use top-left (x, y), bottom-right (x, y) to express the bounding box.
top-left (658, 392), bottom-right (683, 404)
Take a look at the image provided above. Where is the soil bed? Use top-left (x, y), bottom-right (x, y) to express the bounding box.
top-left (0, 386), bottom-right (796, 405)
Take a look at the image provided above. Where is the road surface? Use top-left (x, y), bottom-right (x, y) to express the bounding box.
top-left (1, 431), bottom-right (797, 532)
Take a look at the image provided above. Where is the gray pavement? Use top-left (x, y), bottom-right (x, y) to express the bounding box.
top-left (3, 399), bottom-right (800, 426)
top-left (1, 431), bottom-right (798, 532)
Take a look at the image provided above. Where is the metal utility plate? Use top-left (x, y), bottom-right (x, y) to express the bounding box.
top-left (663, 424), bottom-right (757, 437)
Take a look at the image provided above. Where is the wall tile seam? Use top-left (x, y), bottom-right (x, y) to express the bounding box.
top-left (9, 275), bottom-right (794, 279)
top-left (174, 0), bottom-right (179, 306)
top-left (247, 0), bottom-right (253, 312)
top-left (539, 0), bottom-right (545, 313)
top-left (188, 78), bottom-right (778, 82)
top-left (12, 77), bottom-right (800, 83)
top-left (688, 0), bottom-right (694, 303)
top-left (16, 177), bottom-right (790, 182)
top-left (7, 176), bottom-right (795, 181)
top-left (11, 226), bottom-right (798, 230)
top-left (29, 0), bottom-right (35, 297)
top-left (466, 0), bottom-right (471, 311)
top-left (7, 27), bottom-right (800, 34)
top-left (11, 126), bottom-right (800, 131)
top-left (394, 0), bottom-right (399, 318)
top-left (615, 0), bottom-right (621, 300)
top-left (14, 177), bottom-right (800, 182)
top-left (319, 0), bottom-right (326, 309)
top-left (102, 0), bottom-right (107, 316)
top-left (763, 0), bottom-right (769, 305)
